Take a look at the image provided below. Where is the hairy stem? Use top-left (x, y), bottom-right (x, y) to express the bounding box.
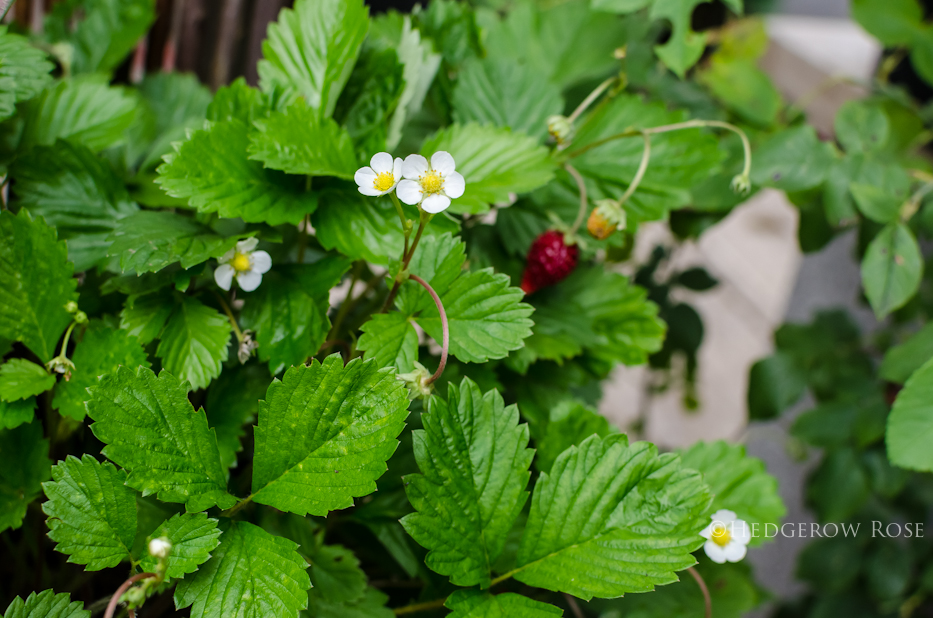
top-left (614, 131), bottom-right (651, 207)
top-left (565, 162), bottom-right (588, 235)
top-left (567, 76), bottom-right (617, 123)
top-left (409, 274), bottom-right (448, 385)
top-left (393, 597), bottom-right (448, 616)
top-left (381, 210), bottom-right (431, 312)
top-left (220, 494), bottom-right (254, 518)
top-left (103, 573), bottom-right (157, 618)
top-left (687, 566), bottom-right (712, 618)
top-left (213, 292), bottom-right (244, 342)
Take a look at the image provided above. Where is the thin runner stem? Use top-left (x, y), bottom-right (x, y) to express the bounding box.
top-left (103, 573), bottom-right (157, 618)
top-left (615, 131), bottom-right (651, 207)
top-left (565, 162), bottom-right (588, 235)
top-left (567, 76), bottom-right (617, 123)
top-left (409, 274), bottom-right (448, 385)
top-left (212, 291), bottom-right (244, 342)
top-left (687, 566), bottom-right (712, 618)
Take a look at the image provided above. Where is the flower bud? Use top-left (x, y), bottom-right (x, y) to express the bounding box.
top-left (730, 173), bottom-right (751, 196)
top-left (46, 355), bottom-right (75, 380)
top-left (73, 310), bottom-right (88, 325)
top-left (547, 115), bottom-right (575, 147)
top-left (148, 537), bottom-right (172, 559)
top-left (396, 362), bottom-right (433, 400)
top-left (64, 301), bottom-right (79, 314)
top-left (238, 330), bottom-right (259, 364)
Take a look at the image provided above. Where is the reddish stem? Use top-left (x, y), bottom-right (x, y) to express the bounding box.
top-left (687, 566), bottom-right (712, 618)
top-left (409, 274), bottom-right (448, 385)
top-left (104, 573), bottom-right (157, 618)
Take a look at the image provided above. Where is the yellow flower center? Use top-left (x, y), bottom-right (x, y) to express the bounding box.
top-left (373, 171), bottom-right (395, 192)
top-left (711, 524), bottom-right (731, 548)
top-left (231, 253), bottom-right (251, 273)
top-left (420, 172), bottom-right (444, 194)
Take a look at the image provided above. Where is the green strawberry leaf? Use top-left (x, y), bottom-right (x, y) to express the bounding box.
top-left (513, 434), bottom-right (711, 599)
top-left (862, 223), bottom-right (923, 319)
top-left (258, 0), bottom-right (369, 118)
top-left (309, 587), bottom-right (394, 618)
top-left (445, 590), bottom-right (562, 618)
top-left (52, 322), bottom-right (149, 421)
top-left (41, 455), bottom-right (137, 570)
top-left (0, 26), bottom-right (54, 121)
top-left (251, 356), bottom-right (410, 516)
top-left (0, 421), bottom-right (51, 533)
top-left (395, 232), bottom-right (467, 316)
top-left (357, 313), bottom-right (418, 372)
top-left (880, 321), bottom-right (933, 384)
top-left (156, 296), bottom-right (231, 391)
top-left (174, 520), bottom-right (311, 618)
top-left (533, 399), bottom-right (614, 473)
top-left (207, 77), bottom-right (270, 125)
top-left (12, 140), bottom-right (139, 272)
top-left (0, 359), bottom-right (55, 402)
top-left (0, 210), bottom-right (78, 362)
top-left (204, 363), bottom-right (270, 472)
top-left (0, 398), bottom-right (35, 430)
top-left (139, 512), bottom-right (222, 579)
top-left (887, 356), bottom-right (933, 472)
top-left (86, 366), bottom-right (237, 512)
top-left (420, 123), bottom-right (557, 214)
top-left (402, 378), bottom-right (534, 587)
top-left (308, 544), bottom-right (367, 604)
top-left (247, 98), bottom-right (357, 178)
top-left (2, 590), bottom-right (89, 618)
top-left (156, 118), bottom-right (317, 226)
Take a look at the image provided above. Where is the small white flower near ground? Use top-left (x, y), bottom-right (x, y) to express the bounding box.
top-left (355, 152), bottom-right (404, 197)
top-left (148, 537), bottom-right (172, 559)
top-left (397, 151), bottom-right (465, 214)
top-left (214, 238), bottom-right (271, 292)
top-left (700, 509), bottom-right (751, 564)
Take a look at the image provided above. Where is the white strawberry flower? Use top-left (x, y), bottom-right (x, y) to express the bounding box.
top-left (148, 537), bottom-right (172, 559)
top-left (355, 152), bottom-right (404, 197)
top-left (700, 509), bottom-right (751, 564)
top-left (214, 238), bottom-right (271, 292)
top-left (396, 151), bottom-right (465, 214)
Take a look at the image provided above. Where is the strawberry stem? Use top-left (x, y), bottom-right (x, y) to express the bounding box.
top-left (409, 274), bottom-right (448, 385)
top-left (565, 162), bottom-right (588, 235)
top-left (104, 573), bottom-right (157, 618)
top-left (687, 566), bottom-right (712, 618)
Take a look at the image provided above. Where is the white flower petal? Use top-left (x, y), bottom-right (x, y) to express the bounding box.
top-left (219, 248), bottom-right (236, 263)
top-left (711, 509), bottom-right (737, 525)
top-left (396, 179), bottom-right (422, 205)
top-left (371, 152), bottom-right (394, 174)
top-left (355, 166), bottom-right (377, 188)
top-left (237, 237), bottom-right (259, 253)
top-left (214, 264), bottom-right (235, 291)
top-left (722, 542), bottom-right (747, 563)
top-left (444, 171), bottom-right (465, 198)
top-left (393, 157), bottom-right (403, 180)
top-left (250, 250), bottom-right (272, 274)
top-left (731, 520), bottom-right (752, 545)
top-left (237, 270), bottom-right (263, 292)
top-left (358, 184), bottom-right (382, 196)
top-left (703, 540), bottom-right (728, 564)
top-left (422, 193), bottom-right (450, 213)
top-left (699, 524), bottom-right (713, 540)
top-left (403, 154), bottom-right (429, 179)
top-left (431, 151), bottom-right (456, 175)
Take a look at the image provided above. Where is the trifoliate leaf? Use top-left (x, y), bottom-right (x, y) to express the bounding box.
top-left (2, 590), bottom-right (89, 618)
top-left (86, 366), bottom-right (237, 512)
top-left (313, 190), bottom-right (459, 265)
top-left (453, 56), bottom-right (563, 141)
top-left (402, 378), bottom-right (533, 587)
top-left (0, 210), bottom-right (78, 362)
top-left (880, 322), bottom-right (933, 384)
top-left (139, 512), bottom-right (222, 579)
top-left (251, 356), bottom-right (410, 516)
top-left (156, 296), bottom-right (231, 391)
top-left (174, 520), bottom-right (310, 618)
top-left (107, 211), bottom-right (248, 274)
top-left (258, 0), bottom-right (368, 118)
top-left (0, 27), bottom-right (54, 121)
top-left (415, 268), bottom-right (534, 364)
top-left (862, 223), bottom-right (923, 319)
top-left (19, 76), bottom-right (138, 152)
top-left (358, 313), bottom-right (418, 372)
top-left (0, 421), bottom-right (50, 533)
top-left (41, 455), bottom-right (136, 570)
top-left (308, 544), bottom-right (367, 604)
top-left (0, 397), bottom-right (35, 430)
top-left (156, 118), bottom-right (317, 226)
top-left (205, 363), bottom-right (268, 471)
top-left (571, 95), bottom-right (721, 223)
top-left (12, 140), bottom-right (139, 271)
top-left (445, 590), bottom-right (563, 618)
top-left (533, 400), bottom-right (613, 473)
top-left (119, 292), bottom-right (174, 345)
top-left (554, 267), bottom-right (665, 367)
top-left (513, 434), bottom-right (711, 600)
top-left (52, 323), bottom-right (149, 421)
top-left (750, 125), bottom-right (834, 192)
top-left (45, 0), bottom-right (155, 74)
top-left (386, 17), bottom-right (441, 150)
top-left (679, 441), bottom-right (785, 545)
top-left (0, 359), bottom-right (55, 402)
top-left (309, 586), bottom-right (394, 618)
top-left (420, 123), bottom-right (556, 214)
top-left (240, 268), bottom-right (333, 375)
top-left (395, 232), bottom-right (466, 316)
top-left (887, 356), bottom-right (933, 472)
top-left (207, 77), bottom-right (270, 125)
top-left (248, 98), bottom-right (357, 178)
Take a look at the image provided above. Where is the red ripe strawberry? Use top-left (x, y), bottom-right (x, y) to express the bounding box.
top-left (521, 230), bottom-right (578, 294)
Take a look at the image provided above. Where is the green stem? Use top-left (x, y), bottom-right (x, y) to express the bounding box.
top-left (213, 292), bottom-right (244, 342)
top-left (614, 131), bottom-right (651, 207)
top-left (327, 261), bottom-right (364, 342)
top-left (567, 76), bottom-right (617, 124)
top-left (393, 598), bottom-right (447, 616)
top-left (391, 192), bottom-right (412, 257)
top-left (565, 163), bottom-right (588, 235)
top-left (220, 494), bottom-right (254, 518)
top-left (381, 210), bottom-right (431, 313)
top-left (409, 274), bottom-right (448, 385)
top-left (57, 321), bottom-right (78, 360)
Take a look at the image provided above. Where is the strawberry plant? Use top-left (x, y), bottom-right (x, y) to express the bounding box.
top-left (1, 0), bottom-right (932, 616)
